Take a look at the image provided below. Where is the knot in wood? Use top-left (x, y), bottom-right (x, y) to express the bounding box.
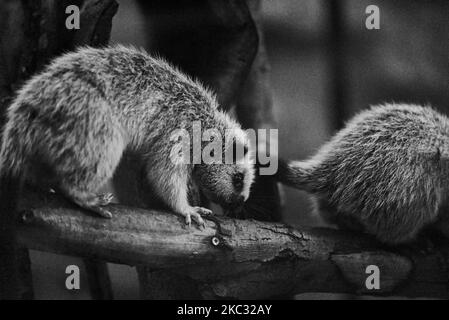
top-left (211, 236), bottom-right (220, 246)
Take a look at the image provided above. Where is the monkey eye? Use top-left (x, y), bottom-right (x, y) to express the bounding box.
top-left (233, 172), bottom-right (244, 191)
top-left (229, 140), bottom-right (248, 163)
top-left (435, 148), bottom-right (441, 161)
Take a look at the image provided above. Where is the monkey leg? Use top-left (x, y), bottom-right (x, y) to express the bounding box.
top-left (45, 183), bottom-right (114, 218)
top-left (66, 190), bottom-right (114, 218)
top-left (146, 164), bottom-right (211, 227)
top-left (57, 140), bottom-right (123, 218)
top-left (362, 208), bottom-right (431, 245)
top-left (59, 148), bottom-right (122, 218)
top-left (51, 111), bottom-right (124, 218)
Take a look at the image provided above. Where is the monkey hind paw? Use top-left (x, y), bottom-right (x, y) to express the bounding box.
top-left (68, 192), bottom-right (114, 219)
top-left (195, 207), bottom-right (212, 216)
top-left (97, 193), bottom-right (114, 206)
top-left (87, 206), bottom-right (113, 219)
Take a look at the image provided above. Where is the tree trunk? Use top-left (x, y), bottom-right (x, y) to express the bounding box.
top-left (0, 0), bottom-right (118, 299)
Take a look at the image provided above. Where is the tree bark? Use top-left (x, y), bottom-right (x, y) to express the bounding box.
top-left (17, 191), bottom-right (449, 299)
top-left (0, 0), bottom-right (52, 300)
top-left (0, 0), bottom-right (118, 299)
top-left (232, 0), bottom-right (282, 223)
top-left (84, 259), bottom-right (114, 300)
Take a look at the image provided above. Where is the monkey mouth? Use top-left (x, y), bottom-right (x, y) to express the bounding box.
top-left (223, 205), bottom-right (244, 217)
top-left (221, 198), bottom-right (246, 216)
top-left (201, 189), bottom-right (245, 213)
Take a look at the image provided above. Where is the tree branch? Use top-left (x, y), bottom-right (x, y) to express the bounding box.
top-left (17, 192), bottom-right (449, 299)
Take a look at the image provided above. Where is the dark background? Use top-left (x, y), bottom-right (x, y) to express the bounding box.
top-left (28, 0), bottom-right (449, 299)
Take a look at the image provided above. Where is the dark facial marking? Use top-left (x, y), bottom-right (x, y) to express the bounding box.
top-left (233, 172), bottom-right (244, 191)
top-left (436, 148), bottom-right (441, 161)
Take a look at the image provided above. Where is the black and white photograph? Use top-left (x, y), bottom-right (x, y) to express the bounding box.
top-left (1, 0), bottom-right (449, 305)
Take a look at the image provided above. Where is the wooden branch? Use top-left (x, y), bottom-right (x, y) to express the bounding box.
top-left (14, 248), bottom-right (34, 299)
top-left (84, 259), bottom-right (113, 300)
top-left (17, 192), bottom-right (449, 299)
top-left (136, 266), bottom-right (202, 300)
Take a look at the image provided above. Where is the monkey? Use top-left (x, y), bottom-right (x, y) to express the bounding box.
top-left (276, 103), bottom-right (449, 244)
top-left (0, 45), bottom-right (255, 227)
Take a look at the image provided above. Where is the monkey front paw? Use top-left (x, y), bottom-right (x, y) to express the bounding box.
top-left (184, 207), bottom-right (212, 228)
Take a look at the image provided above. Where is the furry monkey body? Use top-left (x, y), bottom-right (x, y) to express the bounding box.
top-left (0, 46), bottom-right (254, 225)
top-left (277, 104), bottom-right (449, 244)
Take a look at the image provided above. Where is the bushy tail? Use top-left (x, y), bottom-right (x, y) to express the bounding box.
top-left (275, 159), bottom-right (316, 192)
top-left (0, 127), bottom-right (26, 299)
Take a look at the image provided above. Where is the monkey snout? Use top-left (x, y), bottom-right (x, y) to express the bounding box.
top-left (227, 195), bottom-right (245, 209)
top-left (223, 195), bottom-right (245, 216)
top-left (233, 172), bottom-right (244, 191)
